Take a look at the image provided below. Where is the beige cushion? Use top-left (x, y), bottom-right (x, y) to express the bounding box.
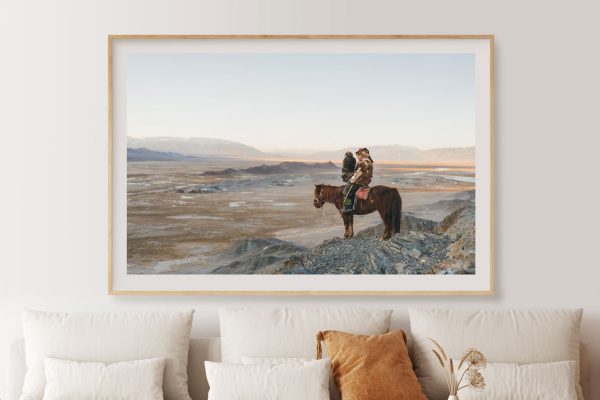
top-left (459, 360), bottom-right (578, 400)
top-left (42, 357), bottom-right (165, 400)
top-left (241, 357), bottom-right (339, 400)
top-left (219, 308), bottom-right (392, 362)
top-left (19, 309), bottom-right (193, 400)
top-left (205, 359), bottom-right (330, 400)
top-left (219, 307), bottom-right (391, 400)
top-left (8, 337), bottom-right (222, 400)
top-left (408, 309), bottom-right (583, 400)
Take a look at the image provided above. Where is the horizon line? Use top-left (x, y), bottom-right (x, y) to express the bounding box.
top-left (127, 135), bottom-right (475, 152)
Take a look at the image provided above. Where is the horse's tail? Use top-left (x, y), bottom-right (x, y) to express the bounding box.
top-left (391, 188), bottom-right (402, 234)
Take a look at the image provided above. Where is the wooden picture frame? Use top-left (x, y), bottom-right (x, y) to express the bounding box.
top-left (109, 35), bottom-right (494, 295)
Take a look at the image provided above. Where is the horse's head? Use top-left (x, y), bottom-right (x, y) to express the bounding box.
top-left (313, 184), bottom-right (325, 208)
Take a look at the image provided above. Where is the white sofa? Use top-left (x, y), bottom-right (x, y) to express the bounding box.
top-left (4, 308), bottom-right (590, 400)
top-left (7, 336), bottom-right (591, 400)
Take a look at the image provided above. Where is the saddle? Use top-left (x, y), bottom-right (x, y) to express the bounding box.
top-left (355, 186), bottom-right (370, 200)
top-left (342, 185), bottom-right (370, 213)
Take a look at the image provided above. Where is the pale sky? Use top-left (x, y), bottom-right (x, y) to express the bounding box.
top-left (127, 53), bottom-right (475, 151)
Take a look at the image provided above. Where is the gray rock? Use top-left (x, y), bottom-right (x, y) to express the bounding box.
top-left (407, 248), bottom-right (422, 258)
top-left (210, 238), bottom-right (307, 274)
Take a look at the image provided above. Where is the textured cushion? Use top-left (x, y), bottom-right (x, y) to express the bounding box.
top-left (408, 308), bottom-right (583, 400)
top-left (459, 360), bottom-right (578, 400)
top-left (20, 309), bottom-right (194, 400)
top-left (219, 308), bottom-right (391, 363)
top-left (241, 356), bottom-right (339, 400)
top-left (205, 359), bottom-right (330, 400)
top-left (317, 330), bottom-right (426, 400)
top-left (42, 357), bottom-right (165, 400)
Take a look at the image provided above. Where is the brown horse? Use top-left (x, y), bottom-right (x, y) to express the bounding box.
top-left (313, 184), bottom-right (402, 240)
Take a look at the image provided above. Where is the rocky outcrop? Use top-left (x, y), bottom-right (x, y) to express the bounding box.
top-left (403, 195), bottom-right (474, 222)
top-left (355, 214), bottom-right (438, 238)
top-left (449, 189), bottom-right (475, 201)
top-left (209, 238), bottom-right (307, 274)
top-left (274, 202), bottom-right (475, 275)
top-left (207, 191), bottom-right (476, 275)
top-left (274, 231), bottom-right (453, 275)
top-left (430, 205), bottom-right (475, 274)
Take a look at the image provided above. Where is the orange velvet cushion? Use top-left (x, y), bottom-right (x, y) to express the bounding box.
top-left (316, 330), bottom-right (427, 400)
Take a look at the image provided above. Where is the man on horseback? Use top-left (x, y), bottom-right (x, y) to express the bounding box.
top-left (313, 149), bottom-right (400, 239)
top-left (343, 148), bottom-right (373, 213)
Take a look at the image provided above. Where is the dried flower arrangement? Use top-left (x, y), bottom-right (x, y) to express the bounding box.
top-left (429, 338), bottom-right (487, 399)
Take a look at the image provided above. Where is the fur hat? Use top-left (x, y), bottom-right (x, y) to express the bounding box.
top-left (356, 147), bottom-right (370, 156)
top-left (356, 147), bottom-right (373, 163)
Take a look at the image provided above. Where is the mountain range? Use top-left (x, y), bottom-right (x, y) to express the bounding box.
top-left (127, 136), bottom-right (263, 159)
top-left (128, 136), bottom-right (474, 163)
top-left (127, 147), bottom-right (202, 162)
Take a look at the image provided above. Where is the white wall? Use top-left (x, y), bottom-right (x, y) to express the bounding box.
top-left (1, 0), bottom-right (599, 397)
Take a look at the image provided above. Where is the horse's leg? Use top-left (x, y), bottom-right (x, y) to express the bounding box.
top-left (342, 213), bottom-right (350, 239)
top-left (348, 213), bottom-right (354, 238)
top-left (377, 207), bottom-right (392, 240)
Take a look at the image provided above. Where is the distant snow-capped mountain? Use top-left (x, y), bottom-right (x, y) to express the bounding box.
top-left (128, 136), bottom-right (474, 163)
top-left (127, 137), bottom-right (265, 158)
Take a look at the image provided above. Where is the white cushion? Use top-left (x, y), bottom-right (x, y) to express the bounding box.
top-left (459, 360), bottom-right (578, 400)
top-left (219, 308), bottom-right (391, 362)
top-left (205, 359), bottom-right (330, 400)
top-left (408, 308), bottom-right (583, 400)
top-left (241, 357), bottom-right (340, 400)
top-left (20, 309), bottom-right (194, 400)
top-left (42, 357), bottom-right (165, 400)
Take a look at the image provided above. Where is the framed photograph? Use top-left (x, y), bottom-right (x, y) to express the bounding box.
top-left (109, 35), bottom-right (494, 295)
